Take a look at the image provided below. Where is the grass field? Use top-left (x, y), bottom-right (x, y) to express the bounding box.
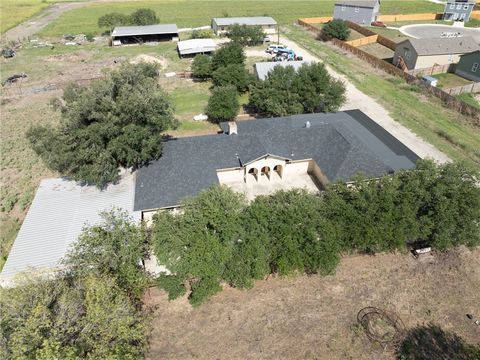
top-left (365, 26), bottom-right (410, 43)
top-left (433, 73), bottom-right (473, 89)
top-left (456, 93), bottom-right (480, 110)
top-left (284, 25), bottom-right (480, 168)
top-left (38, 0), bottom-right (442, 37)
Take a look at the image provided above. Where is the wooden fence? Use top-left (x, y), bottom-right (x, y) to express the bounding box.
top-left (444, 82), bottom-right (480, 96)
top-left (408, 64), bottom-right (456, 77)
top-left (297, 20), bottom-right (480, 124)
top-left (471, 10), bottom-right (480, 19)
top-left (345, 21), bottom-right (396, 50)
top-left (346, 35), bottom-right (378, 47)
top-left (378, 12), bottom-right (441, 22)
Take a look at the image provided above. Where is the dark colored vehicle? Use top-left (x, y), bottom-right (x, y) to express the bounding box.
top-left (371, 21), bottom-right (386, 28)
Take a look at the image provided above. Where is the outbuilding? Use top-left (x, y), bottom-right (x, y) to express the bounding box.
top-left (211, 16), bottom-right (277, 35)
top-left (333, 0), bottom-right (381, 25)
top-left (177, 38), bottom-right (218, 57)
top-left (111, 24), bottom-right (179, 45)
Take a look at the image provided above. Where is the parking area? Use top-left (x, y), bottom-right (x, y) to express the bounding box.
top-left (400, 24), bottom-right (480, 43)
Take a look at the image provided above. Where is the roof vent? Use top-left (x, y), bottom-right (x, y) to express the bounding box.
top-left (228, 121), bottom-right (237, 135)
top-left (305, 121), bottom-right (311, 128)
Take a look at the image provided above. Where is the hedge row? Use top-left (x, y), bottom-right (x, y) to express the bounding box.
top-left (152, 160), bottom-right (480, 305)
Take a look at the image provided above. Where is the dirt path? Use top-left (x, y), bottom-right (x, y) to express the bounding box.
top-left (279, 36), bottom-right (451, 163)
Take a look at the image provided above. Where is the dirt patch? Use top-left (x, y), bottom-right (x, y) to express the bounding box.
top-left (130, 54), bottom-right (167, 70)
top-left (43, 51), bottom-right (90, 63)
top-left (145, 247), bottom-right (480, 359)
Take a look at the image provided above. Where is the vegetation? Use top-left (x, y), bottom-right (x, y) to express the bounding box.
top-left (192, 54), bottom-right (213, 79)
top-left (212, 64), bottom-right (254, 93)
top-left (227, 24), bottom-right (266, 46)
top-left (98, 8), bottom-right (159, 31)
top-left (0, 211), bottom-right (150, 359)
top-left (206, 86), bottom-right (240, 123)
top-left (27, 62), bottom-right (177, 187)
top-left (456, 93), bottom-right (480, 110)
top-left (433, 73), bottom-right (473, 89)
top-left (152, 160), bottom-right (480, 305)
top-left (322, 19), bottom-right (350, 41)
top-left (211, 42), bottom-right (246, 71)
top-left (250, 62), bottom-right (346, 116)
top-left (190, 29), bottom-right (214, 39)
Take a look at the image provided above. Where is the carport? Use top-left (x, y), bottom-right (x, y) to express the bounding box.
top-left (112, 24), bottom-right (179, 45)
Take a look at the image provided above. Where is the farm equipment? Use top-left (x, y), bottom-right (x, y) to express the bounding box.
top-left (272, 49), bottom-right (303, 62)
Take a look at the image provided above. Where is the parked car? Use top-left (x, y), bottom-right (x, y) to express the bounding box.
top-left (371, 21), bottom-right (386, 28)
top-left (266, 44), bottom-right (287, 54)
top-left (263, 36), bottom-right (271, 43)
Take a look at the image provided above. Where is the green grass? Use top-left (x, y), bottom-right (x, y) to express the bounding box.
top-left (365, 26), bottom-right (410, 43)
top-left (433, 73), bottom-right (473, 89)
top-left (465, 18), bottom-right (480, 28)
top-left (456, 93), bottom-right (480, 110)
top-left (170, 81), bottom-right (211, 120)
top-left (39, 0), bottom-right (442, 37)
top-left (283, 24), bottom-right (480, 167)
top-left (384, 19), bottom-right (452, 27)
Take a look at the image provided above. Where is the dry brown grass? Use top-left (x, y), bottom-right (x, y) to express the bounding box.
top-left (145, 247), bottom-right (480, 359)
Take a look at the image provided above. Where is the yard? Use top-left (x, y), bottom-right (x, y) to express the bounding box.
top-left (433, 72), bottom-right (473, 89)
top-left (365, 26), bottom-right (410, 43)
top-left (457, 92), bottom-right (480, 110)
top-left (146, 247), bottom-right (480, 359)
top-left (357, 42), bottom-right (394, 61)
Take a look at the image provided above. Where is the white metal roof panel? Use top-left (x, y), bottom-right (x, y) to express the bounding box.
top-left (213, 17), bottom-right (277, 27)
top-left (1, 174), bottom-right (139, 283)
top-left (112, 24), bottom-right (178, 37)
top-left (177, 38), bottom-right (218, 55)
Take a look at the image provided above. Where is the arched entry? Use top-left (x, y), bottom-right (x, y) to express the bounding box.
top-left (261, 166), bottom-right (271, 179)
top-left (273, 165), bottom-right (283, 179)
top-left (248, 167), bottom-right (258, 182)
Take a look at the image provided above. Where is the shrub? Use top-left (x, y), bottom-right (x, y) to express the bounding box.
top-left (192, 54), bottom-right (212, 79)
top-left (322, 19), bottom-right (351, 41)
top-left (190, 29), bottom-right (214, 39)
top-left (206, 85), bottom-right (240, 122)
top-left (156, 274), bottom-right (186, 300)
top-left (27, 62), bottom-right (177, 187)
top-left (211, 42), bottom-right (245, 71)
top-left (212, 63), bottom-right (254, 93)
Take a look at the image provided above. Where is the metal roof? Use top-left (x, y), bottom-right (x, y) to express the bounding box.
top-left (212, 16), bottom-right (277, 27)
top-left (134, 110), bottom-right (419, 211)
top-left (112, 24), bottom-right (178, 37)
top-left (255, 61), bottom-right (307, 80)
top-left (0, 174), bottom-right (139, 285)
top-left (335, 0), bottom-right (379, 8)
top-left (177, 38), bottom-right (218, 55)
top-left (400, 36), bottom-right (479, 56)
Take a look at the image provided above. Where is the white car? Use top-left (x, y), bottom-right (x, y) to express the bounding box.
top-left (265, 44), bottom-right (287, 54)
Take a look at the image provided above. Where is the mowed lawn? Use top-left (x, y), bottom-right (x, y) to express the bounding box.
top-left (39, 0), bottom-right (442, 37)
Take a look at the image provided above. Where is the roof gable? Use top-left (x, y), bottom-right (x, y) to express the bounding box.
top-left (400, 37), bottom-right (480, 56)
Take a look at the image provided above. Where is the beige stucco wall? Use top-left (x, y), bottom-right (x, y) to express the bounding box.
top-left (415, 54), bottom-right (463, 69)
top-left (217, 167), bottom-right (244, 183)
top-left (244, 157), bottom-right (287, 183)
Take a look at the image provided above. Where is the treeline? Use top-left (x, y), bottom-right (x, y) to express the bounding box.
top-left (152, 160), bottom-right (480, 306)
top-left (98, 8), bottom-right (159, 31)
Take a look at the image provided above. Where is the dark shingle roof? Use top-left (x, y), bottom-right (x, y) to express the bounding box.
top-left (401, 37), bottom-right (479, 56)
top-left (134, 110), bottom-right (419, 211)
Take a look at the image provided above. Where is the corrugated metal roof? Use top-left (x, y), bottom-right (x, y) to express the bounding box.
top-left (177, 38), bottom-right (217, 55)
top-left (0, 174), bottom-right (139, 283)
top-left (255, 61), bottom-right (307, 80)
top-left (212, 16), bottom-right (277, 27)
top-left (401, 36), bottom-right (479, 56)
top-left (112, 24), bottom-right (178, 37)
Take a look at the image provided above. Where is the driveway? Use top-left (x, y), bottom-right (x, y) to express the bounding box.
top-left (400, 24), bottom-right (480, 43)
top-left (279, 36), bottom-right (451, 163)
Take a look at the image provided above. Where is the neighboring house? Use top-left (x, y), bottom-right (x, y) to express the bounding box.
top-left (134, 110), bottom-right (419, 222)
top-left (455, 50), bottom-right (480, 81)
top-left (177, 38), bottom-right (217, 57)
top-left (254, 61), bottom-right (306, 80)
top-left (111, 24), bottom-right (178, 45)
top-left (0, 174), bottom-right (138, 286)
top-left (393, 37), bottom-right (479, 70)
top-left (333, 0), bottom-right (381, 25)
top-left (443, 0), bottom-right (475, 22)
top-left (211, 16), bottom-right (277, 34)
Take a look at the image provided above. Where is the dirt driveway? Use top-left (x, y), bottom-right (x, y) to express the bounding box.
top-left (145, 247), bottom-right (480, 359)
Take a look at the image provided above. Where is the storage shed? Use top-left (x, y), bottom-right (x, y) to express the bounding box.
top-left (111, 24), bottom-right (179, 45)
top-left (211, 16), bottom-right (277, 34)
top-left (177, 38), bottom-right (218, 57)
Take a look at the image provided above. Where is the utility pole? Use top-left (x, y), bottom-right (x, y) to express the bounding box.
top-left (277, 24), bottom-right (280, 44)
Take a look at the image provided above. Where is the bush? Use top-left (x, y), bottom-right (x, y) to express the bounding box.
top-left (129, 8), bottom-right (159, 26)
top-left (212, 63), bottom-right (254, 93)
top-left (227, 24), bottom-right (265, 46)
top-left (249, 62), bottom-right (346, 116)
top-left (211, 42), bottom-right (245, 71)
top-left (98, 12), bottom-right (130, 31)
top-left (206, 85), bottom-right (240, 123)
top-left (190, 29), bottom-right (214, 39)
top-left (27, 62), bottom-right (177, 187)
top-left (98, 8), bottom-right (159, 31)
top-left (192, 54), bottom-right (212, 79)
top-left (322, 19), bottom-right (351, 41)
top-left (156, 274), bottom-right (186, 300)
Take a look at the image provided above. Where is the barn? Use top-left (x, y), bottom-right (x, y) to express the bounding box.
top-left (111, 24), bottom-right (179, 45)
top-left (177, 38), bottom-right (218, 57)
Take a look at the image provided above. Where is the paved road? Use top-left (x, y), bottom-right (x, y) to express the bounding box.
top-left (279, 36), bottom-right (451, 163)
top-left (400, 24), bottom-right (480, 43)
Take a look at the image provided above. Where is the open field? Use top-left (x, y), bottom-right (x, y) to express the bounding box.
top-left (433, 73), bottom-right (474, 89)
top-left (283, 25), bottom-right (480, 168)
top-left (38, 0), bottom-right (442, 37)
top-left (146, 247), bottom-right (480, 359)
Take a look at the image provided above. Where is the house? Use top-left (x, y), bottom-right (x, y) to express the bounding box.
top-left (333, 0), bottom-right (381, 25)
top-left (111, 24), bottom-right (178, 45)
top-left (393, 37), bottom-right (479, 70)
top-left (177, 38), bottom-right (218, 57)
top-left (254, 61), bottom-right (306, 80)
top-left (211, 16), bottom-right (277, 35)
top-left (0, 174), bottom-right (138, 286)
top-left (134, 110), bottom-right (419, 222)
top-left (455, 50), bottom-right (480, 81)
top-left (443, 0), bottom-right (475, 22)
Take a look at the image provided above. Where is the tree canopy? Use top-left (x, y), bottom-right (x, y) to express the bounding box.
top-left (226, 24), bottom-right (266, 46)
top-left (211, 42), bottom-right (246, 71)
top-left (206, 85), bottom-right (240, 123)
top-left (212, 63), bottom-right (254, 93)
top-left (249, 62), bottom-right (346, 116)
top-left (27, 62), bottom-right (177, 187)
top-left (322, 19), bottom-right (351, 41)
top-left (98, 8), bottom-right (159, 31)
top-left (192, 54), bottom-right (213, 79)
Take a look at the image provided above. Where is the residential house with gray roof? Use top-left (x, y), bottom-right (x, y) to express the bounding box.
top-left (455, 50), bottom-right (480, 81)
top-left (134, 110), bottom-right (419, 222)
top-left (443, 0), bottom-right (476, 22)
top-left (333, 0), bottom-right (381, 24)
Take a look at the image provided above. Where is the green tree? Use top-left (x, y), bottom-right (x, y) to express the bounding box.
top-left (227, 24), bottom-right (265, 46)
top-left (129, 8), bottom-right (159, 26)
top-left (27, 62), bottom-right (177, 187)
top-left (190, 29), bottom-right (214, 39)
top-left (211, 42), bottom-right (245, 71)
top-left (322, 19), bottom-right (351, 41)
top-left (192, 54), bottom-right (213, 79)
top-left (206, 85), bottom-right (240, 123)
top-left (212, 63), bottom-right (254, 93)
top-left (97, 12), bottom-right (130, 31)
